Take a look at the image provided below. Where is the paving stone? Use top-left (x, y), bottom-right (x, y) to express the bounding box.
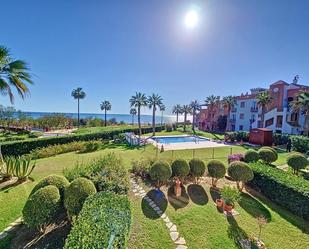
top-left (132, 189), bottom-right (137, 193)
top-left (170, 232), bottom-right (179, 241)
top-left (160, 213), bottom-right (167, 219)
top-left (156, 210), bottom-right (163, 215)
top-left (3, 226), bottom-right (13, 232)
top-left (148, 200), bottom-right (154, 205)
top-left (0, 232), bottom-right (7, 240)
top-left (176, 245), bottom-right (187, 249)
top-left (150, 203), bottom-right (156, 208)
top-left (170, 224), bottom-right (177, 232)
top-left (140, 194), bottom-right (146, 197)
top-left (154, 206), bottom-right (160, 211)
top-left (175, 237), bottom-right (186, 245)
top-left (166, 222), bottom-right (173, 229)
top-left (163, 217), bottom-right (170, 223)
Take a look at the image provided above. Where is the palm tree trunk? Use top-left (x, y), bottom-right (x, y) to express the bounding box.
top-left (192, 111), bottom-right (195, 132)
top-left (184, 112), bottom-right (187, 132)
top-left (138, 106), bottom-right (141, 143)
top-left (304, 114), bottom-right (309, 136)
top-left (161, 111), bottom-right (163, 127)
top-left (132, 115), bottom-right (134, 125)
top-left (104, 109), bottom-right (107, 127)
top-left (77, 98), bottom-right (80, 128)
top-left (226, 109), bottom-right (230, 131)
top-left (261, 106), bottom-right (265, 128)
top-left (176, 113), bottom-right (179, 128)
top-left (152, 106), bottom-right (156, 136)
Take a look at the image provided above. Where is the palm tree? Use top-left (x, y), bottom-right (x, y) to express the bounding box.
top-left (71, 87), bottom-right (86, 127)
top-left (160, 104), bottom-right (166, 127)
top-left (130, 108), bottom-right (137, 125)
top-left (190, 100), bottom-right (201, 132)
top-left (129, 92), bottom-right (148, 140)
top-left (256, 91), bottom-right (273, 128)
top-left (0, 46), bottom-right (33, 103)
top-left (222, 96), bottom-right (236, 131)
top-left (205, 95), bottom-right (220, 131)
top-left (147, 94), bottom-right (163, 136)
top-left (291, 91), bottom-right (309, 136)
top-left (100, 100), bottom-right (112, 127)
top-left (182, 105), bottom-right (192, 132)
top-left (172, 104), bottom-right (183, 128)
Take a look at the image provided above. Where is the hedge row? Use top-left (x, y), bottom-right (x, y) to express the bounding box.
top-left (248, 162), bottom-right (309, 221)
top-left (0, 126), bottom-right (164, 156)
top-left (272, 133), bottom-right (309, 153)
top-left (64, 192), bottom-right (131, 249)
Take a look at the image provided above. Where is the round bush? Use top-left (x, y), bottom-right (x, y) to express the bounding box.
top-left (30, 174), bottom-right (69, 198)
top-left (149, 161), bottom-right (172, 184)
top-left (287, 152), bottom-right (309, 173)
top-left (228, 161), bottom-right (254, 190)
top-left (207, 160), bottom-right (226, 187)
top-left (244, 150), bottom-right (260, 163)
top-left (64, 177), bottom-right (97, 217)
top-left (23, 185), bottom-right (61, 230)
top-left (189, 158), bottom-right (206, 178)
top-left (171, 159), bottom-right (190, 178)
top-left (258, 148), bottom-right (277, 163)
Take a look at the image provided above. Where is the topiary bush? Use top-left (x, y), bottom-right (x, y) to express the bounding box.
top-left (171, 159), bottom-right (190, 179)
top-left (30, 174), bottom-right (69, 199)
top-left (79, 140), bottom-right (101, 153)
top-left (244, 149), bottom-right (259, 163)
top-left (258, 148), bottom-right (277, 164)
top-left (189, 158), bottom-right (206, 183)
top-left (207, 160), bottom-right (226, 187)
top-left (228, 161), bottom-right (254, 191)
top-left (287, 152), bottom-right (309, 175)
top-left (64, 192), bottom-right (131, 249)
top-left (149, 160), bottom-right (172, 188)
top-left (23, 185), bottom-right (61, 231)
top-left (64, 177), bottom-right (97, 218)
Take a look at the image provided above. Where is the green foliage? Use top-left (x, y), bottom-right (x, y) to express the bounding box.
top-left (225, 131), bottom-right (249, 142)
top-left (207, 160), bottom-right (226, 184)
top-left (1, 126), bottom-right (164, 156)
top-left (0, 156), bottom-right (15, 180)
top-left (244, 149), bottom-right (259, 163)
top-left (2, 156), bottom-right (36, 181)
top-left (64, 177), bottom-right (97, 218)
top-left (149, 160), bottom-right (172, 187)
top-left (228, 161), bottom-right (254, 191)
top-left (258, 148), bottom-right (277, 164)
top-left (287, 152), bottom-right (309, 174)
top-left (30, 174), bottom-right (69, 198)
top-left (171, 159), bottom-right (190, 178)
top-left (165, 123), bottom-right (173, 132)
top-left (64, 192), bottom-right (131, 249)
top-left (220, 186), bottom-right (240, 205)
top-left (79, 140), bottom-right (101, 153)
top-left (248, 161), bottom-right (309, 221)
top-left (131, 158), bottom-right (155, 178)
top-left (273, 133), bottom-right (290, 145)
top-left (291, 135), bottom-right (309, 153)
top-left (189, 158), bottom-right (206, 178)
top-left (22, 185), bottom-right (61, 231)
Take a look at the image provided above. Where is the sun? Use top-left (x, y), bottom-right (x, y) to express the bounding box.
top-left (184, 10), bottom-right (199, 28)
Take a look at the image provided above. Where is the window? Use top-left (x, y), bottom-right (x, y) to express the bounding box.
top-left (232, 114), bottom-right (236, 120)
top-left (239, 125), bottom-right (243, 131)
top-left (276, 115), bottom-right (283, 128)
top-left (240, 113), bottom-right (244, 119)
top-left (240, 102), bottom-right (245, 108)
top-left (231, 125), bottom-right (235, 131)
top-left (265, 118), bottom-right (274, 127)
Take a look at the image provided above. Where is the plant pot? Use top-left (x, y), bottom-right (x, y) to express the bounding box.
top-left (174, 179), bottom-right (181, 197)
top-left (216, 199), bottom-right (224, 208)
top-left (224, 203), bottom-right (234, 212)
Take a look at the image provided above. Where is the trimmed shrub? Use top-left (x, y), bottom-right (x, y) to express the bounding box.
top-left (149, 160), bottom-right (172, 188)
top-left (287, 152), bottom-right (309, 175)
top-left (291, 135), bottom-right (309, 153)
top-left (171, 159), bottom-right (190, 179)
top-left (64, 192), bottom-right (131, 249)
top-left (248, 161), bottom-right (309, 221)
top-left (207, 160), bottom-right (226, 187)
top-left (189, 158), bottom-right (206, 182)
top-left (30, 174), bottom-right (69, 198)
top-left (23, 185), bottom-right (61, 231)
top-left (228, 161), bottom-right (254, 191)
top-left (131, 158), bottom-right (155, 179)
top-left (273, 133), bottom-right (289, 145)
top-left (64, 177), bottom-right (97, 217)
top-left (79, 140), bottom-right (101, 153)
top-left (225, 131), bottom-right (249, 142)
top-left (244, 149), bottom-right (259, 163)
top-left (165, 124), bottom-right (173, 132)
top-left (258, 148), bottom-right (277, 164)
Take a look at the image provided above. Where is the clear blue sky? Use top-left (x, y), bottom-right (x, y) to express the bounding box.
top-left (1, 0), bottom-right (309, 115)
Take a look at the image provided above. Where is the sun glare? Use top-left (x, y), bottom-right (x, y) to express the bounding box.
top-left (184, 10), bottom-right (199, 28)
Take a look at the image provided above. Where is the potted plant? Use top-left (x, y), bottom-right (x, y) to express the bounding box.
top-left (220, 186), bottom-right (240, 213)
top-left (216, 198), bottom-right (224, 208)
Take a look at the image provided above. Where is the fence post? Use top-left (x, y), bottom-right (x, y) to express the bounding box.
top-left (212, 148), bottom-right (214, 159)
top-left (156, 145), bottom-right (158, 157)
top-left (230, 147), bottom-right (233, 155)
top-left (193, 149), bottom-right (195, 158)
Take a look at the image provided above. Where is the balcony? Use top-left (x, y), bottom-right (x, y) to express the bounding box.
top-left (231, 108), bottom-right (237, 113)
top-left (251, 107), bottom-right (258, 112)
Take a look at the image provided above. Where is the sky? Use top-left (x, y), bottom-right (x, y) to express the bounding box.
top-left (1, 0), bottom-right (309, 115)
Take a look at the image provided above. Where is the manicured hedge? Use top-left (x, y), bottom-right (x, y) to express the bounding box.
top-left (248, 162), bottom-right (309, 221)
top-left (1, 126), bottom-right (164, 156)
top-left (64, 192), bottom-right (131, 249)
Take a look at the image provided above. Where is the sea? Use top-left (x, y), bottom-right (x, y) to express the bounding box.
top-left (22, 111), bottom-right (186, 125)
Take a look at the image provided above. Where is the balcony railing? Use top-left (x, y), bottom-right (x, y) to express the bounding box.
top-left (250, 107), bottom-right (258, 112)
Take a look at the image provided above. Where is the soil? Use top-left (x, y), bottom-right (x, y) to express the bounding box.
top-left (9, 212), bottom-right (71, 249)
top-left (0, 177), bottom-right (31, 191)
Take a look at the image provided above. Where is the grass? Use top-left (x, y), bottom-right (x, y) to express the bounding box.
top-left (74, 125), bottom-right (139, 134)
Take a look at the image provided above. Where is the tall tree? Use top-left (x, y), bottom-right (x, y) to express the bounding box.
top-left (0, 46), bottom-right (33, 103)
top-left (291, 91), bottom-right (309, 136)
top-left (190, 100), bottom-right (201, 132)
top-left (71, 87), bottom-right (86, 127)
top-left (130, 108), bottom-right (137, 125)
top-left (147, 94), bottom-right (163, 136)
top-left (160, 104), bottom-right (166, 127)
top-left (129, 92), bottom-right (148, 140)
top-left (100, 100), bottom-right (112, 127)
top-left (205, 95), bottom-right (220, 131)
top-left (222, 96), bottom-right (236, 131)
top-left (172, 104), bottom-right (183, 128)
top-left (182, 105), bottom-right (192, 132)
top-left (256, 91), bottom-right (273, 128)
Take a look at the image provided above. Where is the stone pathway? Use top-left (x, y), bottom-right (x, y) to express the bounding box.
top-left (0, 217), bottom-right (22, 240)
top-left (130, 177), bottom-right (188, 249)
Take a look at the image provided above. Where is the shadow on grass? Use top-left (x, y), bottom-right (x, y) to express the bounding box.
top-left (187, 184), bottom-right (208, 205)
top-left (141, 189), bottom-right (168, 220)
top-left (210, 187), bottom-right (221, 203)
top-left (227, 216), bottom-right (248, 248)
top-left (238, 193), bottom-right (272, 221)
top-left (167, 186), bottom-right (189, 210)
